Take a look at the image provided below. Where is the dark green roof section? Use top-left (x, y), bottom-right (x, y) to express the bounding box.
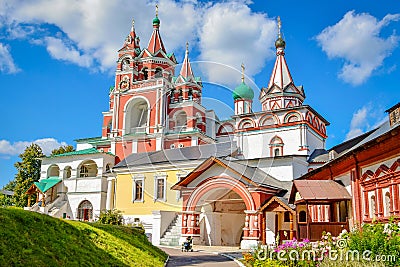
top-left (34, 177), bottom-right (61, 193)
top-left (50, 148), bottom-right (101, 158)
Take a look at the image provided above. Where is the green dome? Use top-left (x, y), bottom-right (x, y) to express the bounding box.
top-left (153, 16), bottom-right (160, 25)
top-left (275, 36), bottom-right (286, 49)
top-left (233, 82), bottom-right (254, 100)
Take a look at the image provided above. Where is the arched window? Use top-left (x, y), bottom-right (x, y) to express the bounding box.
top-left (78, 160), bottom-right (98, 178)
top-left (47, 165), bottom-right (60, 178)
top-left (142, 68), bottom-right (148, 80)
top-left (175, 111), bottom-right (187, 128)
top-left (64, 166), bottom-right (72, 179)
top-left (370, 195), bottom-right (376, 218)
top-left (385, 192), bottom-right (391, 217)
top-left (77, 200), bottom-right (93, 221)
top-left (155, 68), bottom-right (162, 78)
top-left (269, 136), bottom-right (284, 157)
top-left (125, 98), bottom-right (149, 134)
top-left (299, 211), bottom-right (307, 222)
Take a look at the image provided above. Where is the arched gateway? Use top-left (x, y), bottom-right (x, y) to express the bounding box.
top-left (172, 157), bottom-right (289, 249)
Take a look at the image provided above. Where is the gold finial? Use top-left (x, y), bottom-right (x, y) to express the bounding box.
top-left (241, 63), bottom-right (245, 83)
top-left (156, 4), bottom-right (159, 17)
top-left (186, 42), bottom-right (189, 54)
top-left (131, 18), bottom-right (135, 30)
top-left (277, 16), bottom-right (282, 37)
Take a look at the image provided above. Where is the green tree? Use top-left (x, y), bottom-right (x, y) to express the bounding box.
top-left (13, 144), bottom-right (44, 207)
top-left (0, 180), bottom-right (17, 206)
top-left (51, 145), bottom-right (74, 156)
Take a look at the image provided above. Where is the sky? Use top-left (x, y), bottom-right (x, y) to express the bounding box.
top-left (0, 0), bottom-right (399, 187)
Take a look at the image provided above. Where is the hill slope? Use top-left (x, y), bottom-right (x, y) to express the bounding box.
top-left (0, 207), bottom-right (167, 266)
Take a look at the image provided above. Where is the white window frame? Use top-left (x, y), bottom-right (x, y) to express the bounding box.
top-left (154, 174), bottom-right (167, 202)
top-left (132, 174), bottom-right (145, 202)
top-left (176, 172), bottom-right (188, 201)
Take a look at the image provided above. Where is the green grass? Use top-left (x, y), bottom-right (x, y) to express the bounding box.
top-left (0, 207), bottom-right (168, 266)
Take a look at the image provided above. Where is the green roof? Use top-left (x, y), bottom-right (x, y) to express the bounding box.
top-left (233, 82), bottom-right (254, 100)
top-left (34, 177), bottom-right (61, 193)
top-left (50, 148), bottom-right (101, 158)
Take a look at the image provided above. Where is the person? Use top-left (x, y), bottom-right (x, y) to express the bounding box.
top-left (182, 236), bottom-right (193, 252)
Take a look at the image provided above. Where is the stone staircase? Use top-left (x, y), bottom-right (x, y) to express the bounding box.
top-left (159, 214), bottom-right (182, 246)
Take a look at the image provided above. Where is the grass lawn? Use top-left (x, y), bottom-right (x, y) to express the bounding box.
top-left (0, 207), bottom-right (168, 266)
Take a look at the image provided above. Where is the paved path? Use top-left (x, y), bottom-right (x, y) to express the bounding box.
top-left (160, 246), bottom-right (243, 267)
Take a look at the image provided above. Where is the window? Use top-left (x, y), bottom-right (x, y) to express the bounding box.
top-left (270, 136), bottom-right (284, 157)
top-left (299, 210), bottom-right (307, 223)
top-left (155, 68), bottom-right (162, 78)
top-left (78, 160), bottom-right (98, 178)
top-left (284, 211), bottom-right (291, 222)
top-left (157, 179), bottom-right (165, 200)
top-left (176, 111), bottom-right (187, 127)
top-left (385, 192), bottom-right (391, 217)
top-left (143, 68), bottom-right (148, 80)
top-left (132, 175), bottom-right (144, 202)
top-left (134, 180), bottom-right (143, 201)
top-left (79, 165), bottom-right (89, 177)
top-left (64, 166), bottom-right (72, 179)
top-left (154, 174), bottom-right (167, 201)
top-left (370, 195), bottom-right (376, 218)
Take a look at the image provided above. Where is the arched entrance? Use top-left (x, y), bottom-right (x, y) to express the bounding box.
top-left (183, 176), bottom-right (259, 248)
top-left (78, 200), bottom-right (93, 221)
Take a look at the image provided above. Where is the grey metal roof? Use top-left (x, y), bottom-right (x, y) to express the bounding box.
top-left (218, 158), bottom-right (291, 191)
top-left (114, 142), bottom-right (238, 168)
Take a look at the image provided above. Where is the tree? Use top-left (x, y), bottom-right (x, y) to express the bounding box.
top-left (0, 180), bottom-right (17, 206)
top-left (13, 144), bottom-right (44, 207)
top-left (51, 145), bottom-right (74, 156)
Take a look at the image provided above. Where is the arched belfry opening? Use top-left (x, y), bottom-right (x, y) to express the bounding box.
top-left (125, 98), bottom-right (150, 134)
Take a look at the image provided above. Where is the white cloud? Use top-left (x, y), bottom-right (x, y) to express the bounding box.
top-left (316, 11), bottom-right (400, 85)
top-left (0, 43), bottom-right (20, 73)
top-left (44, 37), bottom-right (93, 67)
top-left (198, 2), bottom-right (276, 86)
top-left (345, 104), bottom-right (386, 140)
top-left (0, 138), bottom-right (68, 156)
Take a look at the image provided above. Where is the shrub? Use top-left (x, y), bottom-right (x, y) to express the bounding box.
top-left (97, 209), bottom-right (124, 225)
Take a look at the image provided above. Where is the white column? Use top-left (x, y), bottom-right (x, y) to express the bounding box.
top-left (106, 177), bottom-right (115, 210)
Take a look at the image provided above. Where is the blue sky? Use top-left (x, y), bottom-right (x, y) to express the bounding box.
top-left (0, 0), bottom-right (399, 187)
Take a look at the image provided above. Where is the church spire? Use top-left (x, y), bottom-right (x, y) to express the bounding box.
top-left (268, 16), bottom-right (293, 89)
top-left (260, 16), bottom-right (305, 111)
top-left (179, 42), bottom-right (194, 79)
top-left (147, 4), bottom-right (166, 54)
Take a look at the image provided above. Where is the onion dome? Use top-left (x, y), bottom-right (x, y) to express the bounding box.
top-left (233, 81), bottom-right (254, 100)
top-left (275, 37), bottom-right (286, 49)
top-left (153, 16), bottom-right (160, 25)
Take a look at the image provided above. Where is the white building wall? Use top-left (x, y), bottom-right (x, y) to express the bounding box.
top-left (238, 126), bottom-right (309, 159)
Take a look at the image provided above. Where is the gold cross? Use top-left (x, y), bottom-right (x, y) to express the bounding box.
top-left (277, 16), bottom-right (281, 36)
top-left (156, 4), bottom-right (159, 17)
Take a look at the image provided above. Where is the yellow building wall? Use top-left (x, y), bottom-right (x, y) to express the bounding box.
top-left (115, 168), bottom-right (193, 215)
